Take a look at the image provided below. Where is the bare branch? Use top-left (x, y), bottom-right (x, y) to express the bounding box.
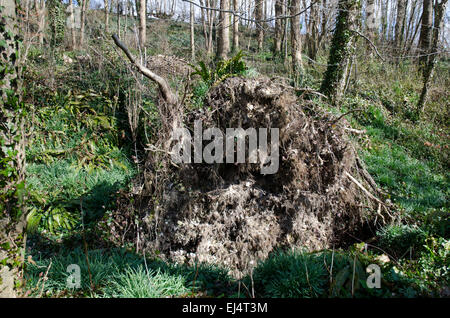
top-left (112, 34), bottom-right (178, 105)
top-left (181, 0), bottom-right (319, 25)
top-left (350, 29), bottom-right (385, 61)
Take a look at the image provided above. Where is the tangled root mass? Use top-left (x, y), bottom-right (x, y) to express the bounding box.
top-left (110, 77), bottom-right (388, 277)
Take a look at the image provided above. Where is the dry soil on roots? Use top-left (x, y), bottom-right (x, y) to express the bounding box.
top-left (108, 76), bottom-right (389, 277)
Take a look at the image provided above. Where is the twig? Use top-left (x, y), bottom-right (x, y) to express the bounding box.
top-left (344, 127), bottom-right (366, 134)
top-left (80, 199), bottom-right (94, 292)
top-left (350, 29), bottom-right (385, 62)
top-left (295, 88), bottom-right (328, 99)
top-left (330, 246), bottom-right (334, 285)
top-left (351, 255), bottom-right (356, 298)
top-left (344, 171), bottom-right (385, 207)
top-left (249, 269), bottom-right (255, 299)
top-left (38, 260), bottom-right (52, 298)
top-left (181, 0), bottom-right (319, 24)
top-left (330, 109), bottom-right (362, 125)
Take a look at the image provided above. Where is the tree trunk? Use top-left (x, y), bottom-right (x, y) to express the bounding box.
top-left (0, 0), bottom-right (27, 298)
top-left (105, 0), bottom-right (110, 32)
top-left (290, 0), bottom-right (303, 85)
top-left (405, 5), bottom-right (421, 55)
top-left (394, 0), bottom-right (407, 52)
top-left (418, 0), bottom-right (432, 67)
top-left (139, 0), bottom-right (146, 47)
top-left (319, 0), bottom-right (328, 50)
top-left (232, 0), bottom-right (239, 52)
top-left (366, 0), bottom-right (374, 37)
top-left (403, 0), bottom-right (418, 52)
top-left (306, 0), bottom-right (319, 61)
top-left (217, 0), bottom-right (230, 59)
top-left (190, 1), bottom-right (195, 60)
top-left (320, 0), bottom-right (360, 103)
top-left (80, 0), bottom-right (89, 46)
top-left (36, 0), bottom-right (46, 45)
top-left (274, 0), bottom-right (283, 55)
top-left (417, 0), bottom-right (448, 113)
top-left (205, 0), bottom-right (216, 56)
top-left (68, 0), bottom-right (76, 48)
top-left (380, 0), bottom-right (387, 41)
top-left (283, 0), bottom-right (289, 61)
top-left (255, 0), bottom-right (264, 51)
top-left (117, 0), bottom-right (121, 38)
top-left (199, 0), bottom-right (209, 52)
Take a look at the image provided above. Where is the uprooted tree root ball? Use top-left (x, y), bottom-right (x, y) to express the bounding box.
top-left (106, 77), bottom-right (391, 277)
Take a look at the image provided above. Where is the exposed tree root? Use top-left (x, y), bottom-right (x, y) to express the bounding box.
top-left (106, 76), bottom-right (391, 277)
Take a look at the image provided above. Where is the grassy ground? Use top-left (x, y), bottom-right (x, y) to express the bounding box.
top-left (21, 15), bottom-right (449, 298)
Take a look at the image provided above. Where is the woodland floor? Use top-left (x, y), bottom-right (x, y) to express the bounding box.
top-left (20, 15), bottom-right (449, 298)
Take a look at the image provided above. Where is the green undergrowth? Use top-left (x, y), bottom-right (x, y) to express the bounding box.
top-left (307, 58), bottom-right (449, 296)
top-left (24, 248), bottom-right (233, 298)
top-left (23, 243), bottom-right (448, 298)
top-left (316, 85), bottom-right (449, 237)
top-left (24, 71), bottom-right (136, 238)
top-left (20, 15), bottom-right (449, 298)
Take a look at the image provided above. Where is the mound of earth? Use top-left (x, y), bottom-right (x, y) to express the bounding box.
top-left (146, 54), bottom-right (192, 79)
top-left (107, 76), bottom-right (389, 277)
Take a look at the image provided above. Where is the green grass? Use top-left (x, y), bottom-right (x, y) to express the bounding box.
top-left (24, 248), bottom-right (235, 298)
top-left (25, 80), bottom-right (136, 236)
top-left (325, 93), bottom-right (450, 237)
top-left (102, 266), bottom-right (189, 298)
top-left (21, 16), bottom-right (449, 298)
top-left (363, 144), bottom-right (448, 216)
top-left (25, 246), bottom-right (445, 298)
top-left (251, 249), bottom-right (329, 298)
top-left (377, 224), bottom-right (428, 258)
top-left (351, 102), bottom-right (449, 237)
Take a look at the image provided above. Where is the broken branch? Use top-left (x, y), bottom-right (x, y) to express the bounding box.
top-left (112, 34), bottom-right (178, 105)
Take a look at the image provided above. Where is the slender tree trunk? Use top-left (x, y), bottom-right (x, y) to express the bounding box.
top-left (406, 9), bottom-right (421, 55)
top-left (255, 0), bottom-right (264, 50)
top-left (365, 0), bottom-right (377, 41)
top-left (320, 0), bottom-right (360, 103)
top-left (104, 0), bottom-right (109, 31)
top-left (36, 0), bottom-right (46, 45)
top-left (68, 0), bottom-right (76, 48)
top-left (274, 0), bottom-right (283, 55)
top-left (290, 0), bottom-right (303, 85)
top-left (417, 0), bottom-right (448, 113)
top-left (418, 0), bottom-right (432, 67)
top-left (283, 0), bottom-right (289, 61)
top-left (207, 0), bottom-right (217, 55)
top-left (381, 0), bottom-right (387, 41)
top-left (306, 1), bottom-right (319, 61)
top-left (232, 0), bottom-right (239, 52)
top-left (217, 0), bottom-right (230, 59)
top-left (319, 0), bottom-right (328, 50)
top-left (80, 0), bottom-right (89, 47)
top-left (199, 0), bottom-right (209, 52)
top-left (124, 0), bottom-right (128, 39)
top-left (394, 0), bottom-right (407, 52)
top-left (403, 0), bottom-right (417, 52)
top-left (117, 0), bottom-right (121, 38)
top-left (139, 0), bottom-right (146, 47)
top-left (190, 2), bottom-right (195, 60)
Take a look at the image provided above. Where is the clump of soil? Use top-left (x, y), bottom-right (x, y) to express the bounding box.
top-left (146, 54), bottom-right (193, 79)
top-left (108, 76), bottom-right (389, 277)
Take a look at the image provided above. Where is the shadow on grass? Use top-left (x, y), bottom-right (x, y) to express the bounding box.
top-left (24, 246), bottom-right (240, 298)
